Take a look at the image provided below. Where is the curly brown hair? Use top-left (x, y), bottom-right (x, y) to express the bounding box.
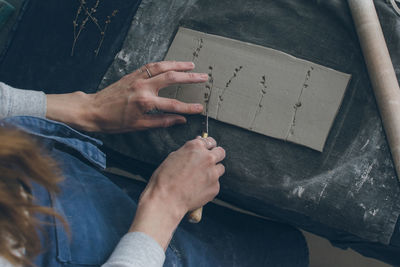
top-left (0, 127), bottom-right (66, 266)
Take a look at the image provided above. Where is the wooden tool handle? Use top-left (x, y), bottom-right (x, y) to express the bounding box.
top-left (348, 0), bottom-right (400, 181)
top-left (188, 206), bottom-right (203, 223)
top-left (187, 132), bottom-right (208, 223)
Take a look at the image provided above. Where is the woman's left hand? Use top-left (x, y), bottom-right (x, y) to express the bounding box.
top-left (46, 61), bottom-right (207, 133)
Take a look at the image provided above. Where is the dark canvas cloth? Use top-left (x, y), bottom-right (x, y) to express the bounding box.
top-left (0, 0), bottom-right (141, 94)
top-left (99, 0), bottom-right (400, 264)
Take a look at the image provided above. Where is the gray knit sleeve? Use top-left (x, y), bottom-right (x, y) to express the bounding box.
top-left (102, 232), bottom-right (165, 267)
top-left (0, 82), bottom-right (46, 119)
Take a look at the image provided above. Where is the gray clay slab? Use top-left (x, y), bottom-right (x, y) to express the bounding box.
top-left (160, 27), bottom-right (351, 151)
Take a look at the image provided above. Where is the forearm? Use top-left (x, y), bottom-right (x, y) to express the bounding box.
top-left (102, 232), bottom-right (165, 267)
top-left (102, 185), bottom-right (185, 267)
top-left (46, 92), bottom-right (98, 131)
top-left (0, 82), bottom-right (96, 131)
top-left (129, 188), bottom-right (185, 250)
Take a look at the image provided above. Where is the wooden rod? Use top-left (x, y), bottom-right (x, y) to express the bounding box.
top-left (187, 131), bottom-right (208, 223)
top-left (348, 0), bottom-right (400, 181)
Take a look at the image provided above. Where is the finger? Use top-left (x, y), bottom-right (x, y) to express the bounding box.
top-left (196, 136), bottom-right (217, 150)
top-left (141, 114), bottom-right (187, 129)
top-left (148, 71), bottom-right (208, 90)
top-left (210, 146), bottom-right (226, 163)
top-left (214, 163), bottom-right (225, 177)
top-left (155, 97), bottom-right (203, 114)
top-left (134, 61), bottom-right (196, 79)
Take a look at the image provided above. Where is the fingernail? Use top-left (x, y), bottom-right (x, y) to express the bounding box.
top-left (191, 62), bottom-right (195, 68)
top-left (195, 104), bottom-right (204, 111)
top-left (200, 73), bottom-right (209, 80)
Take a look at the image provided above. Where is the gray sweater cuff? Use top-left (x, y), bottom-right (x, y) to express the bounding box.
top-left (102, 232), bottom-right (165, 267)
top-left (0, 82), bottom-right (46, 119)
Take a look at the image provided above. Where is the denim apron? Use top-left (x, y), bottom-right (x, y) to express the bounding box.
top-left (1, 116), bottom-right (308, 267)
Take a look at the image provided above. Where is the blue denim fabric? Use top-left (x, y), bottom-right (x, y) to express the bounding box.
top-left (0, 116), bottom-right (308, 267)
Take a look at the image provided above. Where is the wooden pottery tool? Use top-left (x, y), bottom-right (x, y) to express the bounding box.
top-left (348, 0), bottom-right (400, 182)
top-left (187, 131), bottom-right (208, 223)
top-left (188, 102), bottom-right (210, 223)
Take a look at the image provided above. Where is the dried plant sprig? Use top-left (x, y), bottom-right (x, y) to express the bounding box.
top-left (71, 0), bottom-right (119, 57)
top-left (95, 9), bottom-right (118, 57)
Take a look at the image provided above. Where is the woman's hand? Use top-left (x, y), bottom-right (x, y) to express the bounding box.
top-left (46, 61), bottom-right (207, 132)
top-left (130, 136), bottom-right (226, 250)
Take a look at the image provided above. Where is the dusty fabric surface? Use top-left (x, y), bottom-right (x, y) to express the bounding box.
top-left (99, 0), bottom-right (400, 252)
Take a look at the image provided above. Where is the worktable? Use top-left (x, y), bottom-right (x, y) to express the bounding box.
top-left (1, 0), bottom-right (399, 265)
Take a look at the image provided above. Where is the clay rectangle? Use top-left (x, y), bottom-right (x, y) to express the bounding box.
top-left (160, 27), bottom-right (351, 151)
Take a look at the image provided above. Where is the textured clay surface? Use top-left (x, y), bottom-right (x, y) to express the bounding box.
top-left (160, 27), bottom-right (351, 151)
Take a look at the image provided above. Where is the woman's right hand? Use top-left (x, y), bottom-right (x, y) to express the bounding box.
top-left (129, 136), bottom-right (226, 250)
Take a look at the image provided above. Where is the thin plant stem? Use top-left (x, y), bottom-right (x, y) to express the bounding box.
top-left (71, 0), bottom-right (118, 57)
